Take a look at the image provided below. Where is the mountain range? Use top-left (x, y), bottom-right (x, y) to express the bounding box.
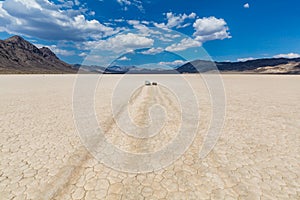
top-left (0, 35), bottom-right (299, 74)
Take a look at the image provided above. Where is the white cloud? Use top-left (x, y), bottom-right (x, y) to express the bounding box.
top-left (141, 47), bottom-right (164, 55)
top-left (47, 45), bottom-right (75, 56)
top-left (117, 0), bottom-right (131, 5)
top-left (164, 34), bottom-right (181, 39)
top-left (127, 20), bottom-right (140, 25)
top-left (165, 38), bottom-right (202, 52)
top-left (124, 15), bottom-right (231, 48)
top-left (178, 23), bottom-right (191, 28)
top-left (141, 20), bottom-right (150, 25)
top-left (83, 33), bottom-right (154, 53)
top-left (0, 0), bottom-right (117, 41)
top-left (193, 17), bottom-right (231, 42)
top-left (244, 3), bottom-right (250, 8)
top-left (79, 52), bottom-right (87, 57)
top-left (158, 60), bottom-right (187, 67)
top-left (119, 56), bottom-right (130, 61)
top-left (116, 0), bottom-right (144, 12)
top-left (166, 12), bottom-right (196, 28)
top-left (155, 35), bottom-right (172, 42)
top-left (114, 18), bottom-right (125, 22)
top-left (189, 12), bottom-right (196, 19)
top-left (127, 20), bottom-right (149, 34)
top-left (126, 20), bottom-right (163, 37)
top-left (153, 22), bottom-right (167, 30)
top-left (74, 0), bottom-right (81, 6)
top-left (237, 57), bottom-right (256, 62)
top-left (154, 12), bottom-right (197, 29)
top-left (273, 53), bottom-right (300, 59)
top-left (83, 54), bottom-right (114, 66)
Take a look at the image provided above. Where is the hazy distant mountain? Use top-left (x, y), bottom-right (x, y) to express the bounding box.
top-left (0, 35), bottom-right (76, 73)
top-left (177, 60), bottom-right (217, 73)
top-left (104, 65), bottom-right (137, 73)
top-left (72, 64), bottom-right (106, 73)
top-left (103, 65), bottom-right (181, 74)
top-left (177, 58), bottom-right (300, 74)
top-left (101, 58), bottom-right (300, 74)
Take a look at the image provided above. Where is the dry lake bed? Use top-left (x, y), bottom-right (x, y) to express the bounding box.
top-left (0, 74), bottom-right (299, 199)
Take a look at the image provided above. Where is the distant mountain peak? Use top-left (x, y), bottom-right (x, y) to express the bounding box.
top-left (3, 35), bottom-right (40, 53)
top-left (5, 35), bottom-right (25, 42)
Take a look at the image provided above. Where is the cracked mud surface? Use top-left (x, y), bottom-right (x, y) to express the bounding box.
top-left (0, 75), bottom-right (299, 199)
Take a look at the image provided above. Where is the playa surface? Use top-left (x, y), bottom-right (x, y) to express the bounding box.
top-left (0, 74), bottom-right (299, 199)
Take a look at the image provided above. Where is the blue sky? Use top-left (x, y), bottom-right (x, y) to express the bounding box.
top-left (0, 0), bottom-right (300, 66)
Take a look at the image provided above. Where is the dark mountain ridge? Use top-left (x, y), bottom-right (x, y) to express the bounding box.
top-left (0, 35), bottom-right (76, 73)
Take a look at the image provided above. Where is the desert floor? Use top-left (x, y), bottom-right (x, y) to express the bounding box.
top-left (0, 74), bottom-right (299, 200)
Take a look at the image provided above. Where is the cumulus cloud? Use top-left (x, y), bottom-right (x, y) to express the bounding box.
top-left (0, 0), bottom-right (116, 41)
top-left (126, 20), bottom-right (163, 37)
top-left (166, 12), bottom-right (196, 28)
top-left (244, 3), bottom-right (250, 8)
top-left (165, 38), bottom-right (202, 52)
top-left (154, 12), bottom-right (196, 29)
top-left (273, 53), bottom-right (300, 59)
top-left (127, 20), bottom-right (149, 33)
top-left (193, 17), bottom-right (231, 42)
top-left (141, 47), bottom-right (164, 55)
top-left (83, 33), bottom-right (154, 53)
top-left (79, 52), bottom-right (88, 57)
top-left (237, 57), bottom-right (256, 62)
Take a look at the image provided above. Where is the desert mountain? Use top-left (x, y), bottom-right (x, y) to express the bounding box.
top-left (0, 36), bottom-right (76, 73)
top-left (177, 58), bottom-right (300, 74)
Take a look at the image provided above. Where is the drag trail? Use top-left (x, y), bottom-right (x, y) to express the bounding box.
top-left (102, 84), bottom-right (181, 155)
top-left (42, 83), bottom-right (182, 199)
top-left (126, 84), bottom-right (181, 153)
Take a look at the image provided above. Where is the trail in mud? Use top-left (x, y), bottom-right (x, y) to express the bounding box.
top-left (41, 84), bottom-right (182, 199)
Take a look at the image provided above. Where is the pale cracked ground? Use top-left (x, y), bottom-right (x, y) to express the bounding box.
top-left (0, 75), bottom-right (299, 200)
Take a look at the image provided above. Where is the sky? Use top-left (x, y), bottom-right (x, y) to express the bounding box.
top-left (0, 0), bottom-right (300, 66)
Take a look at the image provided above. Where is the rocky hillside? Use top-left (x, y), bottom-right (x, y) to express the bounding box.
top-left (0, 36), bottom-right (76, 74)
top-left (177, 58), bottom-right (300, 74)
